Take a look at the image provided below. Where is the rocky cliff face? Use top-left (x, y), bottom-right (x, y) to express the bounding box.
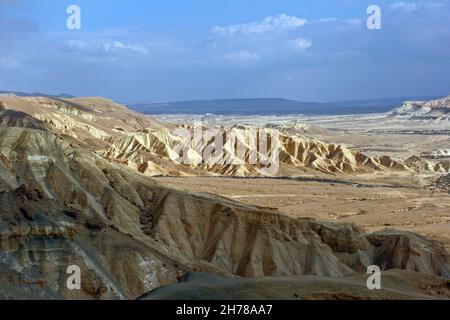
top-left (0, 127), bottom-right (449, 299)
top-left (392, 95), bottom-right (450, 119)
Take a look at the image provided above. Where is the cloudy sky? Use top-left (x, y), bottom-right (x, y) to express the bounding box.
top-left (0, 0), bottom-right (449, 102)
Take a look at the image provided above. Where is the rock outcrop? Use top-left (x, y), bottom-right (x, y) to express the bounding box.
top-left (392, 95), bottom-right (450, 119)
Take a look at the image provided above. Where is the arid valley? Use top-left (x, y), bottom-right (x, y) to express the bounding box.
top-left (156, 107), bottom-right (450, 250)
top-left (2, 0), bottom-right (450, 309)
top-left (0, 93), bottom-right (449, 300)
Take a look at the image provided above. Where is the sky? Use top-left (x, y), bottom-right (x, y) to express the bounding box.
top-left (0, 0), bottom-right (449, 102)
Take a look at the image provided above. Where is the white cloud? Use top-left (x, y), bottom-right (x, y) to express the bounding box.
top-left (315, 18), bottom-right (338, 23)
top-left (100, 41), bottom-right (149, 55)
top-left (63, 39), bottom-right (149, 55)
top-left (389, 2), bottom-right (420, 13)
top-left (289, 38), bottom-right (312, 50)
top-left (221, 50), bottom-right (259, 62)
top-left (312, 17), bottom-right (362, 25)
top-left (212, 14), bottom-right (306, 36)
top-left (342, 18), bottom-right (363, 25)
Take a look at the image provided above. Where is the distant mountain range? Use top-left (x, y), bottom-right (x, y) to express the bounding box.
top-left (126, 96), bottom-right (441, 116)
top-left (0, 90), bottom-right (442, 116)
top-left (0, 90), bottom-right (74, 98)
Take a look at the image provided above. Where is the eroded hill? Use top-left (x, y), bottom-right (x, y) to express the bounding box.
top-left (392, 95), bottom-right (450, 119)
top-left (1, 95), bottom-right (448, 177)
top-left (0, 127), bottom-right (449, 299)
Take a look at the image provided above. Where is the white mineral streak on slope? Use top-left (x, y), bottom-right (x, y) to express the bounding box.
top-left (70, 241), bottom-right (128, 299)
top-left (137, 257), bottom-right (174, 292)
top-left (25, 159), bottom-right (55, 200)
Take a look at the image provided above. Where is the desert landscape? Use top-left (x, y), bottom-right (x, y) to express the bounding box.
top-left (1, 0), bottom-right (450, 306)
top-left (0, 93), bottom-right (449, 299)
top-left (155, 98), bottom-right (450, 249)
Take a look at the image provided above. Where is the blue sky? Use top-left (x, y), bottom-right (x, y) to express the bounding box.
top-left (0, 0), bottom-right (449, 102)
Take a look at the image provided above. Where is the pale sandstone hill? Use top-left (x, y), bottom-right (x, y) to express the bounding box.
top-left (0, 102), bottom-right (48, 130)
top-left (392, 95), bottom-right (450, 119)
top-left (1, 95), bottom-right (447, 177)
top-left (0, 95), bottom-right (168, 149)
top-left (265, 120), bottom-right (333, 136)
top-left (0, 127), bottom-right (449, 299)
top-left (103, 128), bottom-right (445, 176)
top-left (423, 95), bottom-right (450, 110)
